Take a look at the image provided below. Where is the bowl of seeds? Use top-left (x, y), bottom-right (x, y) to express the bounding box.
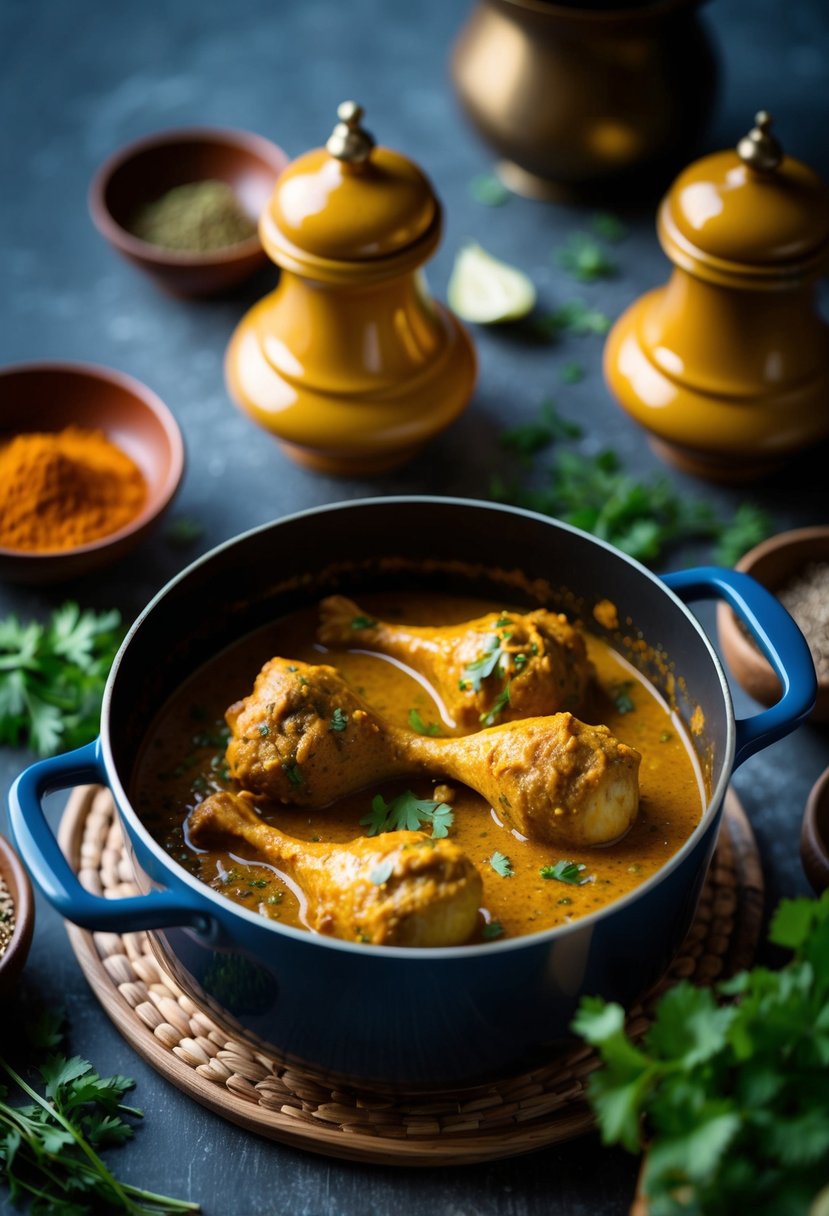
top-left (89, 126), bottom-right (289, 297)
top-left (717, 525), bottom-right (829, 721)
top-left (0, 831), bottom-right (34, 998)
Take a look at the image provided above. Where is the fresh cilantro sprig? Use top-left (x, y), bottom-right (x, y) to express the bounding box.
top-left (492, 409), bottom-right (774, 567)
top-left (0, 1008), bottom-right (198, 1214)
top-left (713, 503), bottom-right (773, 567)
top-left (556, 231), bottom-right (618, 282)
top-left (461, 634), bottom-right (509, 692)
top-left (500, 399), bottom-right (583, 459)
top-left (489, 851), bottom-right (513, 878)
top-left (540, 860), bottom-right (588, 884)
top-left (408, 708), bottom-right (440, 736)
top-left (360, 790), bottom-right (454, 839)
top-left (0, 603), bottom-right (123, 756)
top-left (573, 892), bottom-right (829, 1216)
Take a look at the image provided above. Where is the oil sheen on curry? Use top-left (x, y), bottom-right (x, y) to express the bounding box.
top-left (133, 593), bottom-right (705, 948)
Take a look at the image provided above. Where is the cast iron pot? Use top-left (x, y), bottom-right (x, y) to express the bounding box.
top-left (10, 499), bottom-right (816, 1089)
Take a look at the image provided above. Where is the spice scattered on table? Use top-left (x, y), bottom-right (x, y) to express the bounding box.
top-left (776, 561), bottom-right (829, 679)
top-left (128, 179), bottom-right (257, 252)
top-left (0, 426), bottom-right (146, 552)
top-left (0, 873), bottom-right (15, 960)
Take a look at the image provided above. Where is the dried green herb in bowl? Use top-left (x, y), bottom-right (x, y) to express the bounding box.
top-left (128, 180), bottom-right (257, 253)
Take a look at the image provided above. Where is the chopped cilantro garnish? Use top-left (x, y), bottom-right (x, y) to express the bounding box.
top-left (462, 634), bottom-right (508, 691)
top-left (408, 707), bottom-right (440, 736)
top-left (556, 232), bottom-right (617, 282)
top-left (481, 920), bottom-right (504, 940)
top-left (540, 860), bottom-right (588, 884)
top-left (611, 681), bottom-right (635, 714)
top-left (489, 851), bottom-right (513, 878)
top-left (247, 878), bottom-right (267, 889)
top-left (360, 790), bottom-right (454, 839)
top-left (480, 683), bottom-right (511, 727)
top-left (712, 502), bottom-right (773, 566)
top-left (329, 707), bottom-right (349, 732)
top-left (659, 730), bottom-right (673, 743)
top-left (351, 615), bottom-right (377, 630)
top-left (258, 722), bottom-right (270, 737)
top-left (282, 762), bottom-right (303, 787)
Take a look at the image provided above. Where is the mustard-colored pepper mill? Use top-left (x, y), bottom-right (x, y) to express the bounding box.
top-left (226, 102), bottom-right (477, 475)
top-left (604, 113), bottom-right (829, 482)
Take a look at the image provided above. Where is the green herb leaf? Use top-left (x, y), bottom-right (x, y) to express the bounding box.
top-left (0, 604), bottom-right (123, 756)
top-left (560, 361), bottom-right (584, 385)
top-left (541, 299), bottom-right (613, 337)
top-left (611, 681), bottom-right (635, 714)
top-left (712, 503), bottom-right (773, 567)
top-left (489, 851), bottom-right (513, 878)
top-left (480, 683), bottom-right (511, 727)
top-left (329, 707), bottom-right (349, 732)
top-left (282, 762), bottom-right (303, 787)
top-left (556, 232), bottom-right (617, 282)
top-left (482, 920), bottom-right (504, 940)
top-left (351, 615), bottom-right (377, 630)
top-left (573, 891), bottom-right (829, 1213)
top-left (360, 791), bottom-right (454, 839)
top-left (499, 399), bottom-right (583, 458)
top-left (592, 212), bottom-right (628, 243)
top-left (540, 860), bottom-right (588, 884)
top-left (258, 722), bottom-right (270, 737)
top-left (0, 1008), bottom-right (199, 1214)
top-left (408, 707), bottom-right (440, 736)
top-left (461, 634), bottom-right (504, 691)
top-left (469, 173), bottom-right (511, 207)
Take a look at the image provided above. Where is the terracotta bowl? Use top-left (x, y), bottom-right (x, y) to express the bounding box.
top-left (0, 832), bottom-right (35, 999)
top-left (801, 766), bottom-right (829, 893)
top-left (89, 126), bottom-right (289, 297)
top-left (716, 526), bottom-right (829, 722)
top-left (0, 362), bottom-right (184, 584)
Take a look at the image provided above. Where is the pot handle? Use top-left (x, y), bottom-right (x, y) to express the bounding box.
top-left (662, 566), bottom-right (817, 768)
top-left (8, 740), bottom-right (209, 932)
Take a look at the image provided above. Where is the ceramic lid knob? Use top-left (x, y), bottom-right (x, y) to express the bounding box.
top-left (262, 101), bottom-right (438, 265)
top-left (658, 111), bottom-right (829, 277)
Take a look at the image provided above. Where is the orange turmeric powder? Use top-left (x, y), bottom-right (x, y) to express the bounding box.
top-left (0, 426), bottom-right (147, 552)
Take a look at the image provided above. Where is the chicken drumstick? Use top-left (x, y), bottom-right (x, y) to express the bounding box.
top-left (226, 658), bottom-right (640, 847)
top-left (318, 595), bottom-right (592, 729)
top-left (188, 790), bottom-right (482, 947)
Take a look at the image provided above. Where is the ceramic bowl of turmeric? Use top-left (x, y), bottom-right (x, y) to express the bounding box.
top-left (89, 127), bottom-right (289, 298)
top-left (717, 526), bottom-right (829, 722)
top-left (0, 362), bottom-right (184, 584)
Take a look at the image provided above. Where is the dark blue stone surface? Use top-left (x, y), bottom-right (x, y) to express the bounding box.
top-left (1, 0), bottom-right (827, 1211)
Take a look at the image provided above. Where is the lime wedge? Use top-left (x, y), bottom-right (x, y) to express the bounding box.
top-left (447, 242), bottom-right (536, 324)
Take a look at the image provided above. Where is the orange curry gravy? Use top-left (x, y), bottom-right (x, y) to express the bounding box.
top-left (132, 594), bottom-right (706, 944)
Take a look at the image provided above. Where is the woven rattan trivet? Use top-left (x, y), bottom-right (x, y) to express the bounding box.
top-left (58, 786), bottom-right (763, 1167)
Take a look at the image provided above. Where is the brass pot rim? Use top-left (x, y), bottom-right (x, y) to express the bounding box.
top-left (491, 0), bottom-right (706, 27)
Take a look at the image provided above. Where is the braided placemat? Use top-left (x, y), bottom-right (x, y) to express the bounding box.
top-left (58, 786), bottom-right (763, 1167)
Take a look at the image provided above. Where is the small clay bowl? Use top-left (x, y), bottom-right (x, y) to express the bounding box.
top-left (0, 832), bottom-right (35, 999)
top-left (0, 362), bottom-right (184, 584)
top-left (716, 526), bottom-right (829, 722)
top-left (89, 126), bottom-right (289, 297)
top-left (801, 766), bottom-right (829, 893)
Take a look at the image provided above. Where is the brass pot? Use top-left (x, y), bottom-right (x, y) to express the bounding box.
top-left (451, 0), bottom-right (718, 198)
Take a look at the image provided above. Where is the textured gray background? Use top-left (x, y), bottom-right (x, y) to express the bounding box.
top-left (1, 0), bottom-right (828, 1212)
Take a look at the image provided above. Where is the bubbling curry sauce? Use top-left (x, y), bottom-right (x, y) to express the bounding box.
top-left (132, 594), bottom-right (706, 943)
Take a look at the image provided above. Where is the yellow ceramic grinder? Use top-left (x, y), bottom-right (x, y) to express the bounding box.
top-left (226, 102), bottom-right (477, 475)
top-left (604, 113), bottom-right (829, 481)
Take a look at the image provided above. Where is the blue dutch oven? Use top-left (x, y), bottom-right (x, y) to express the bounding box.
top-left (9, 499), bottom-right (816, 1088)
